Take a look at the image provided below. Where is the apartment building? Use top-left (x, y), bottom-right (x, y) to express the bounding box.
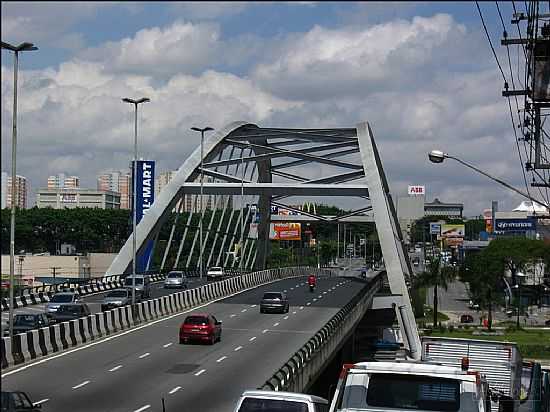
top-left (1, 172), bottom-right (28, 209)
top-left (47, 173), bottom-right (80, 189)
top-left (97, 171), bottom-right (131, 209)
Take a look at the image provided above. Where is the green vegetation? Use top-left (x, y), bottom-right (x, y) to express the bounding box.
top-left (416, 306), bottom-right (449, 324)
top-left (427, 328), bottom-right (550, 360)
top-left (410, 216), bottom-right (485, 244)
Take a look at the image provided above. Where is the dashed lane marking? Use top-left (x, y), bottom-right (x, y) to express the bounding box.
top-left (300, 306), bottom-right (304, 310)
top-left (217, 356), bottom-right (227, 363)
top-left (230, 314), bottom-right (236, 318)
top-left (133, 405), bottom-right (151, 412)
top-left (306, 302), bottom-right (311, 306)
top-left (250, 304), bottom-right (257, 307)
top-left (195, 369), bottom-right (206, 376)
top-left (72, 380), bottom-right (90, 390)
top-left (109, 365), bottom-right (123, 372)
top-left (262, 329), bottom-right (269, 333)
top-left (292, 311), bottom-right (297, 314)
top-left (234, 346), bottom-right (242, 351)
top-left (249, 336), bottom-right (256, 342)
top-left (139, 352), bottom-right (150, 359)
top-left (33, 399), bottom-right (49, 406)
top-left (273, 322), bottom-right (280, 327)
top-left (163, 343), bottom-right (173, 348)
top-left (169, 386), bottom-right (181, 395)
top-left (283, 316), bottom-right (289, 320)
top-left (241, 309), bottom-right (247, 313)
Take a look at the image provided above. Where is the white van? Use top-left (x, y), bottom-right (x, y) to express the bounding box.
top-left (329, 361), bottom-right (490, 412)
top-left (234, 390), bottom-right (329, 412)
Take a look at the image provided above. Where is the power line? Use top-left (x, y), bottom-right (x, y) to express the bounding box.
top-left (476, 1), bottom-right (508, 82)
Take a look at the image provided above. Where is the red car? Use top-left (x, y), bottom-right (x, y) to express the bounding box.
top-left (179, 313), bottom-right (222, 345)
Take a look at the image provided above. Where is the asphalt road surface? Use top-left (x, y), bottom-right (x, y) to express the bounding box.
top-left (1, 278), bottom-right (208, 325)
top-left (2, 274), bottom-right (366, 412)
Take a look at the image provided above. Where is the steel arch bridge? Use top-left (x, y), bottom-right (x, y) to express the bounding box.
top-left (105, 120), bottom-right (421, 357)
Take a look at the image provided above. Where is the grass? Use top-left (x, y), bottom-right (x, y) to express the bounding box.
top-left (426, 328), bottom-right (550, 360)
top-left (416, 306), bottom-right (449, 323)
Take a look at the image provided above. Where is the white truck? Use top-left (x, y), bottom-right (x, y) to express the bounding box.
top-left (329, 360), bottom-right (491, 412)
top-left (422, 336), bottom-right (522, 411)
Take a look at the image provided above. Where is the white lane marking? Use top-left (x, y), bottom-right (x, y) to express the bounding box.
top-left (133, 405), bottom-right (151, 412)
top-left (230, 314), bottom-right (236, 318)
top-left (249, 336), bottom-right (256, 342)
top-left (72, 380), bottom-right (90, 389)
top-left (262, 329), bottom-right (268, 333)
top-left (295, 284), bottom-right (299, 287)
top-left (169, 386), bottom-right (181, 394)
top-left (216, 356), bottom-right (227, 363)
top-left (139, 352), bottom-right (150, 359)
top-left (323, 291), bottom-right (327, 294)
top-left (306, 302), bottom-right (311, 306)
top-left (109, 365), bottom-right (123, 372)
top-left (283, 316), bottom-right (289, 320)
top-left (3, 277), bottom-right (291, 377)
top-left (163, 342), bottom-right (173, 348)
top-left (313, 299), bottom-right (317, 302)
top-left (33, 399), bottom-right (49, 406)
top-left (318, 295), bottom-right (323, 298)
top-left (283, 290), bottom-right (287, 292)
top-left (292, 311), bottom-right (297, 314)
top-left (300, 306), bottom-right (304, 310)
top-left (273, 322), bottom-right (280, 327)
top-left (250, 304), bottom-right (257, 307)
top-left (241, 309), bottom-right (247, 313)
top-left (290, 288), bottom-right (294, 290)
top-left (234, 346), bottom-right (242, 351)
top-left (195, 369), bottom-right (206, 376)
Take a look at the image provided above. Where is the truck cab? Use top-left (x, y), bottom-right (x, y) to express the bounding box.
top-left (329, 361), bottom-right (490, 412)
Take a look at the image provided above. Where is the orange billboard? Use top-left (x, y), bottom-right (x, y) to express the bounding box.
top-left (269, 223), bottom-right (302, 241)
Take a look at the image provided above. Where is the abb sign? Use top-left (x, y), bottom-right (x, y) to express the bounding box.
top-left (408, 185), bottom-right (425, 196)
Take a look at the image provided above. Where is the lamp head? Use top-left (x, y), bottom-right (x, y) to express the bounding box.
top-left (428, 150), bottom-right (446, 164)
top-left (191, 127), bottom-right (214, 133)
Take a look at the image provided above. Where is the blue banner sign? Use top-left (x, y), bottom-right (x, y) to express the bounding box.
top-left (132, 160), bottom-right (155, 272)
top-left (494, 218), bottom-right (536, 233)
top-left (429, 222), bottom-right (441, 235)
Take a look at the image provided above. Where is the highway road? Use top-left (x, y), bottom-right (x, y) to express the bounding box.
top-left (2, 274), bottom-right (365, 412)
top-left (1, 278), bottom-right (208, 324)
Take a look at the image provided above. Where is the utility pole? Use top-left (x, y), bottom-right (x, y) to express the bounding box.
top-left (51, 266), bottom-right (61, 292)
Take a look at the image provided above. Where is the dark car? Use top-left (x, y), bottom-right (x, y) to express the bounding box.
top-left (260, 292), bottom-right (289, 314)
top-left (50, 303), bottom-right (91, 323)
top-left (179, 313), bottom-right (222, 345)
top-left (3, 314), bottom-right (51, 337)
top-left (545, 319), bottom-right (550, 326)
top-left (1, 391), bottom-right (42, 411)
top-left (460, 314), bottom-right (474, 323)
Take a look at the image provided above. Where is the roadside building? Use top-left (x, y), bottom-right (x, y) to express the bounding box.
top-left (36, 188), bottom-right (120, 209)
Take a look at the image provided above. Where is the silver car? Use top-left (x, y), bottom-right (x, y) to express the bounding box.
top-left (124, 275), bottom-right (152, 299)
top-left (101, 288), bottom-right (131, 311)
top-left (46, 292), bottom-right (81, 315)
top-left (164, 271), bottom-right (187, 289)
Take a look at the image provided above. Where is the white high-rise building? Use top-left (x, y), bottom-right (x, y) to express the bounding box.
top-left (97, 171), bottom-right (131, 209)
top-left (47, 173), bottom-right (80, 189)
top-left (1, 172), bottom-right (28, 209)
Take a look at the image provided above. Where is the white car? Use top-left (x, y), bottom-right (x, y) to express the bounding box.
top-left (206, 266), bottom-right (224, 281)
top-left (234, 390), bottom-right (328, 412)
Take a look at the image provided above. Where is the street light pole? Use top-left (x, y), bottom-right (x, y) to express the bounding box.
top-left (1, 41), bottom-right (38, 339)
top-left (122, 97), bottom-right (150, 310)
top-left (428, 150), bottom-right (549, 208)
top-left (191, 127), bottom-right (214, 280)
top-left (240, 144), bottom-right (247, 275)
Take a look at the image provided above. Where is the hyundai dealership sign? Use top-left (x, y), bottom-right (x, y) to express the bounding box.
top-left (132, 160), bottom-right (155, 272)
top-left (494, 218), bottom-right (536, 234)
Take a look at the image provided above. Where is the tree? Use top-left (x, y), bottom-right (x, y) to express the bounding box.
top-left (414, 258), bottom-right (456, 326)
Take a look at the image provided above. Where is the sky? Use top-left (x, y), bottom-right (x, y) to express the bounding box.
top-left (1, 1), bottom-right (545, 217)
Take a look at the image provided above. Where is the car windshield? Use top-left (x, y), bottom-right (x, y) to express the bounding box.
top-left (238, 398), bottom-right (308, 412)
top-left (125, 277), bottom-right (143, 285)
top-left (50, 294), bottom-right (74, 303)
top-left (184, 316), bottom-right (209, 325)
top-left (107, 290), bottom-right (128, 298)
top-left (263, 293), bottom-right (282, 300)
top-left (357, 374), bottom-right (460, 411)
top-left (13, 315), bottom-right (38, 326)
top-left (209, 267), bottom-right (222, 271)
top-left (57, 305), bottom-right (83, 314)
top-left (167, 272), bottom-right (182, 278)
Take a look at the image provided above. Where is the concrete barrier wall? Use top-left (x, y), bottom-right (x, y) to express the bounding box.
top-left (261, 272), bottom-right (383, 393)
top-left (1, 266), bottom-right (335, 370)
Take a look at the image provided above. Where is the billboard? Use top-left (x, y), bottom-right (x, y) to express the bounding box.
top-left (494, 218), bottom-right (536, 234)
top-left (269, 223), bottom-right (301, 241)
top-left (445, 237), bottom-right (464, 247)
top-left (441, 224), bottom-right (465, 238)
top-left (408, 185), bottom-right (425, 196)
top-left (132, 160), bottom-right (155, 272)
top-left (429, 222), bottom-right (441, 235)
